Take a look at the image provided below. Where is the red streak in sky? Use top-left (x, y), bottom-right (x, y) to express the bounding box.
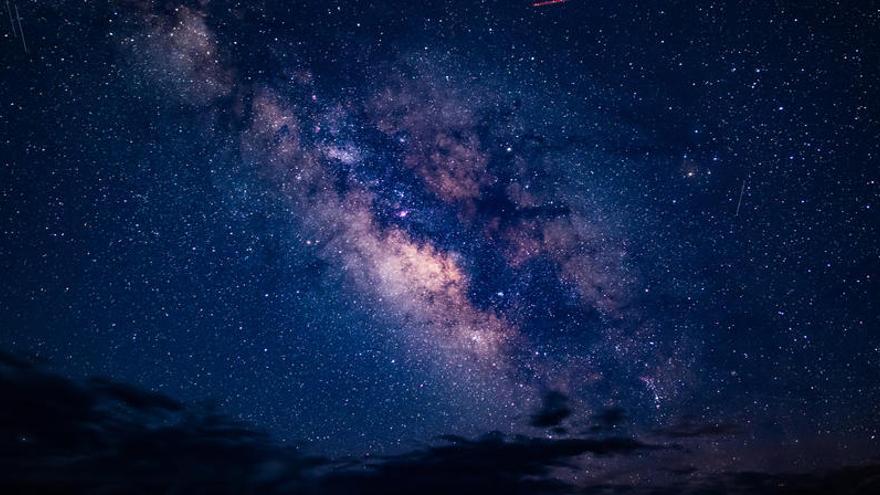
top-left (533, 0), bottom-right (568, 7)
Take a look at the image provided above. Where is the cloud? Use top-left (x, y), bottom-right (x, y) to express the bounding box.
top-left (0, 352), bottom-right (324, 494)
top-left (0, 354), bottom-right (649, 494)
top-left (530, 390), bottom-right (573, 428)
top-left (322, 432), bottom-right (652, 495)
top-left (2, 354), bottom-right (878, 495)
top-left (588, 406), bottom-right (628, 433)
top-left (582, 465), bottom-right (880, 495)
top-left (653, 417), bottom-right (741, 439)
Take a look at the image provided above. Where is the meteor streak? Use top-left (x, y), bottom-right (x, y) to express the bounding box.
top-left (533, 0), bottom-right (568, 7)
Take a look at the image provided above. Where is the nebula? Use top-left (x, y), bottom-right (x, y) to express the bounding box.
top-left (123, 3), bottom-right (233, 107)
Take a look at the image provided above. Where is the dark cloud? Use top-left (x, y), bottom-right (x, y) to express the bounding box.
top-left (322, 432), bottom-right (652, 495)
top-left (0, 353), bottom-right (324, 495)
top-left (588, 406), bottom-right (628, 433)
top-left (87, 377), bottom-right (183, 413)
top-left (1, 354), bottom-right (878, 494)
top-left (530, 390), bottom-right (574, 428)
top-left (0, 354), bottom-right (651, 494)
top-left (653, 417), bottom-right (741, 439)
top-left (582, 464), bottom-right (880, 495)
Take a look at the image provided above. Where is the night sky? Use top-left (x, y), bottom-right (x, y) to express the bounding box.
top-left (1, 0), bottom-right (879, 492)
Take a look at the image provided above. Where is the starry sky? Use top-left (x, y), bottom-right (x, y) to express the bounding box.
top-left (1, 0), bottom-right (879, 489)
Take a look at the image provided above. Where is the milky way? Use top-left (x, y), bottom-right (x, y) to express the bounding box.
top-left (116, 0), bottom-right (673, 415)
